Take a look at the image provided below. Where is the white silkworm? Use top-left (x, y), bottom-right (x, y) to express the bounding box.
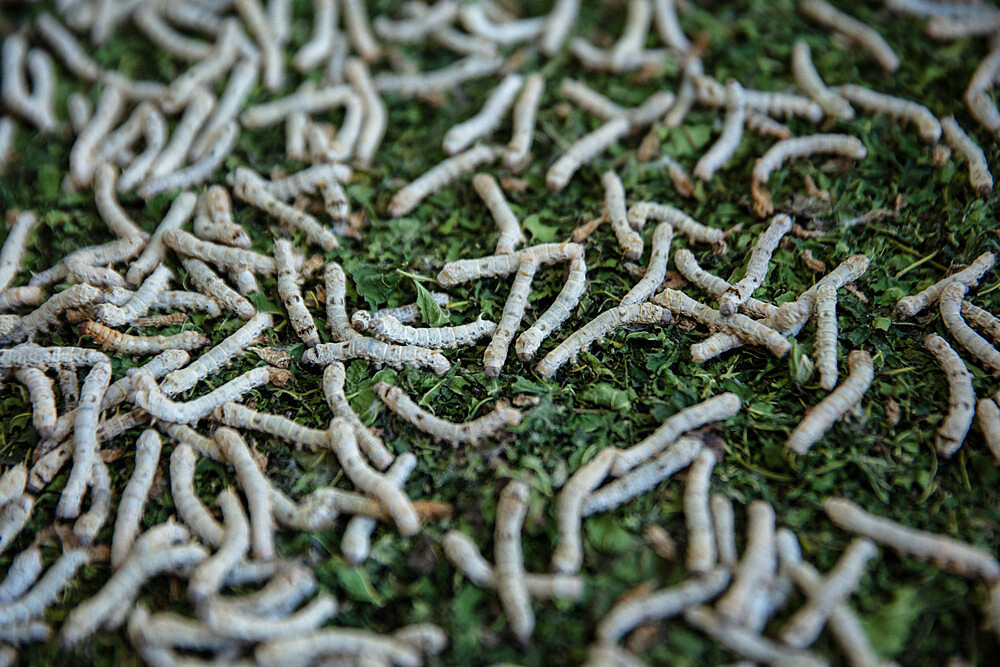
top-left (204, 594), bottom-right (337, 642)
top-left (94, 166), bottom-right (151, 241)
top-left (515, 255), bottom-right (588, 360)
top-left (294, 0), bottom-right (337, 71)
top-left (0, 211), bottom-right (36, 291)
top-left (170, 444), bottom-right (225, 547)
top-left (323, 261), bottom-right (360, 342)
top-left (825, 496), bottom-right (1000, 580)
top-left (560, 79), bottom-right (626, 121)
top-left (0, 343), bottom-right (107, 369)
top-left (621, 223), bottom-right (673, 307)
top-left (58, 367), bottom-right (78, 409)
top-left (494, 480), bottom-right (533, 645)
top-left (303, 337), bottom-right (451, 375)
top-left (274, 239), bottom-right (319, 348)
top-left (56, 361), bottom-right (111, 520)
top-left (153, 290), bottom-right (222, 317)
top-left (369, 314), bottom-right (496, 349)
top-left (552, 448), bottom-right (618, 574)
top-left (235, 0), bottom-right (283, 91)
top-left (792, 40), bottom-right (854, 121)
top-left (570, 37), bottom-right (669, 72)
top-left (815, 283), bottom-right (839, 390)
top-left (14, 367), bottom-right (56, 438)
top-left (655, 289), bottom-right (790, 357)
top-left (484, 257), bottom-right (539, 378)
top-left (126, 605), bottom-right (239, 654)
top-left (374, 1), bottom-right (458, 41)
top-left (0, 466), bottom-right (26, 509)
top-left (0, 495), bottom-right (33, 556)
top-left (437, 242), bottom-right (583, 286)
top-left (139, 121), bottom-right (238, 198)
top-left (673, 249), bottom-right (782, 320)
top-left (196, 186), bottom-right (251, 248)
top-left (344, 58), bottom-right (386, 168)
top-left (375, 54), bottom-right (504, 96)
top-left (978, 398), bottom-right (1000, 463)
top-left (788, 349), bottom-right (874, 455)
top-left (0, 548), bottom-right (89, 626)
top-left (926, 12), bottom-right (1000, 39)
top-left (35, 13), bottom-right (99, 80)
top-left (328, 418), bottom-right (420, 536)
top-left (940, 282), bottom-right (1000, 374)
top-left (0, 546), bottom-right (42, 603)
top-left (118, 108), bottom-right (168, 194)
top-left (536, 303), bottom-right (671, 379)
top-left (595, 567), bottom-right (731, 645)
top-left (652, 0), bottom-right (690, 51)
top-left (213, 427), bottom-right (275, 560)
top-left (69, 86), bottom-right (124, 187)
top-left (389, 144), bottom-right (498, 217)
top-left (895, 251), bottom-right (995, 318)
top-left (133, 366), bottom-right (272, 424)
top-left (134, 5), bottom-right (212, 61)
top-left (181, 257), bottom-right (255, 321)
top-left (924, 333), bottom-right (976, 458)
top-left (127, 194), bottom-right (197, 287)
top-left (255, 629), bottom-right (421, 667)
top-left (693, 80), bottom-right (746, 181)
top-left (694, 75), bottom-right (823, 121)
top-left (233, 169), bottom-right (338, 251)
top-left (160, 18), bottom-right (241, 112)
top-left (473, 173), bottom-right (526, 254)
top-left (343, 0), bottom-right (380, 61)
top-left (110, 429), bottom-right (162, 568)
top-left (0, 116), bottom-right (12, 174)
top-left (72, 457), bottom-right (110, 546)
top-left (716, 500), bottom-right (776, 628)
top-left (159, 312), bottom-right (273, 395)
top-left (627, 202), bottom-right (726, 250)
top-left (192, 58), bottom-right (258, 159)
top-left (322, 363), bottom-right (393, 470)
top-left (941, 116), bottom-right (992, 197)
top-left (835, 84), bottom-right (940, 145)
top-left (213, 402), bottom-right (329, 450)
top-left (459, 5), bottom-right (543, 44)
top-left (0, 286), bottom-right (42, 311)
top-left (443, 74), bottom-right (523, 155)
top-left (189, 488), bottom-right (250, 602)
top-left (541, 0), bottom-right (580, 55)
top-left (684, 606), bottom-right (826, 666)
top-left (745, 111), bottom-right (792, 140)
top-left (376, 382), bottom-right (521, 445)
top-left (1, 36), bottom-right (58, 133)
top-left (710, 494), bottom-right (737, 567)
top-left (665, 55), bottom-right (702, 127)
top-left (343, 454), bottom-right (417, 564)
top-left (684, 449), bottom-right (717, 573)
top-left (251, 162), bottom-right (353, 201)
top-left (751, 134), bottom-right (867, 217)
top-left (504, 73), bottom-right (544, 169)
top-left (965, 46), bottom-right (1000, 135)
top-left (547, 117), bottom-right (630, 192)
top-left (146, 87), bottom-right (215, 181)
top-left (603, 171), bottom-right (644, 261)
top-left (800, 0), bottom-right (898, 71)
top-left (719, 214), bottom-right (792, 316)
top-left (95, 264), bottom-right (173, 327)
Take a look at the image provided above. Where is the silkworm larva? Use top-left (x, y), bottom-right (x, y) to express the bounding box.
top-left (716, 500), bottom-right (776, 627)
top-left (826, 496), bottom-right (1000, 580)
top-left (684, 606), bottom-right (826, 666)
top-left (181, 258), bottom-right (254, 321)
top-left (126, 605), bottom-right (239, 654)
top-left (134, 366), bottom-right (272, 424)
top-left (559, 78), bottom-right (626, 121)
top-left (603, 171), bottom-right (644, 261)
top-left (673, 249), bottom-right (776, 319)
top-left (494, 480), bottom-right (534, 644)
top-left (965, 46), bottom-right (1000, 135)
top-left (56, 361), bottom-right (112, 520)
top-left (213, 402), bottom-right (329, 450)
top-left (895, 251), bottom-right (995, 319)
top-left (303, 337), bottom-right (451, 375)
top-left (134, 4), bottom-right (212, 61)
top-left (814, 283), bottom-right (840, 390)
top-left (627, 202), bottom-right (726, 250)
top-left (923, 333), bottom-right (976, 458)
top-left (58, 366), bottom-right (78, 408)
top-left (745, 111), bottom-right (792, 140)
top-left (293, 0), bottom-right (336, 71)
top-left (719, 214), bottom-right (792, 316)
top-left (547, 118), bottom-right (630, 192)
top-left (620, 223), bottom-right (673, 307)
top-left (118, 108), bottom-right (168, 194)
top-left (792, 40), bottom-right (854, 121)
top-left (459, 5), bottom-right (543, 44)
top-left (836, 85), bottom-right (941, 146)
top-left (0, 546), bottom-right (42, 603)
top-left (0, 494), bottom-right (33, 556)
top-left (570, 37), bottom-right (669, 72)
top-left (285, 90), bottom-right (309, 161)
top-left (540, 0), bottom-right (580, 54)
top-left (652, 0), bottom-right (690, 51)
top-left (170, 444), bottom-right (225, 547)
top-left (94, 166), bottom-right (151, 241)
top-left (110, 429), bottom-right (162, 568)
top-left (373, 1), bottom-right (458, 41)
top-left (255, 629), bottom-right (421, 667)
top-left (610, 0), bottom-right (654, 68)
top-left (68, 86), bottom-right (124, 187)
top-left (473, 173), bottom-right (526, 254)
top-left (0, 116), bottom-right (13, 174)
top-left (389, 144), bottom-right (498, 217)
top-left (35, 13), bottom-right (99, 81)
top-left (941, 116), bottom-right (992, 197)
top-left (684, 449), bottom-right (717, 573)
top-left (443, 74), bottom-right (523, 155)
top-left (322, 363), bottom-right (392, 470)
top-left (72, 456), bottom-right (111, 546)
top-left (204, 593), bottom-right (337, 643)
top-left (328, 418), bottom-right (420, 536)
top-left (323, 261), bottom-right (360, 342)
top-left (0, 548), bottom-right (89, 626)
top-left (338, 59), bottom-right (383, 167)
top-left (694, 80), bottom-right (746, 181)
top-left (235, 0), bottom-right (283, 91)
top-left (341, 0), bottom-right (380, 61)
top-left (800, 0), bottom-right (898, 71)
top-left (552, 448), bottom-right (619, 574)
top-left (694, 75), bottom-right (824, 122)
top-left (0, 36), bottom-right (58, 133)
top-left (656, 289), bottom-right (790, 357)
top-left (503, 72), bottom-right (545, 169)
top-left (81, 321), bottom-right (207, 356)
top-left (153, 290), bottom-right (222, 317)
top-left (370, 314), bottom-right (496, 349)
top-left (374, 54), bottom-right (504, 96)
top-left (233, 169), bottom-right (339, 251)
top-left (437, 242), bottom-right (584, 286)
top-left (787, 349), bottom-right (873, 455)
top-left (0, 342), bottom-right (108, 369)
top-left (139, 121), bottom-right (238, 198)
top-left (376, 382), bottom-right (521, 445)
top-left (343, 454), bottom-right (416, 564)
top-left (274, 239), bottom-right (319, 347)
top-left (127, 196), bottom-right (195, 287)
top-left (516, 255), bottom-right (588, 360)
top-left (927, 12), bottom-right (1000, 39)
top-left (160, 311), bottom-right (273, 395)
top-left (978, 398), bottom-right (1000, 462)
top-left (146, 87), bottom-right (216, 181)
top-left (484, 257), bottom-right (539, 378)
top-left (751, 134), bottom-right (867, 217)
top-left (665, 55), bottom-right (702, 127)
top-left (940, 282), bottom-right (1000, 374)
top-left (189, 488), bottom-right (250, 602)
top-left (95, 264), bottom-right (173, 327)
top-left (0, 466), bottom-right (26, 510)
top-left (241, 86), bottom-right (357, 129)
top-left (191, 58), bottom-right (257, 155)
top-left (160, 18), bottom-right (240, 112)
top-left (13, 367), bottom-right (56, 438)
top-left (0, 211), bottom-right (36, 292)
top-left (710, 494), bottom-right (738, 567)
top-left (213, 427), bottom-right (275, 560)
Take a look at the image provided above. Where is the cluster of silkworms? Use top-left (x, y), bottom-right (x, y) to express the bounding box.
top-left (0, 0), bottom-right (998, 663)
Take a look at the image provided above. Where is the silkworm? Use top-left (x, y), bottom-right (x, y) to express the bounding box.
top-left (516, 256), bottom-right (588, 361)
top-left (213, 427), bottom-right (275, 560)
top-left (389, 144), bottom-right (498, 217)
top-left (343, 454), bottom-right (416, 564)
top-left (694, 80), bottom-right (746, 181)
top-left (978, 398), bottom-right (1000, 462)
top-left (484, 257), bottom-right (539, 378)
top-left (204, 593), bottom-right (337, 643)
top-left (35, 13), bottom-right (99, 80)
top-left (194, 188), bottom-right (249, 250)
top-left (109, 429), bottom-right (162, 568)
top-left (0, 494), bottom-right (33, 556)
top-left (95, 264), bottom-right (173, 327)
top-left (239, 76), bottom-right (343, 125)
top-left (473, 174), bottom-right (526, 254)
top-left (895, 252), bottom-right (995, 318)
top-left (941, 116), bottom-right (992, 197)
top-left (719, 214), bottom-right (792, 316)
top-left (627, 202), bottom-right (726, 251)
top-left (694, 75), bottom-right (824, 122)
top-left (304, 337), bottom-right (451, 375)
top-left (570, 37), bottom-right (669, 72)
top-left (14, 367), bottom-right (56, 438)
top-left (927, 12), bottom-right (1000, 39)
top-left (375, 54), bottom-right (504, 96)
top-left (56, 361), bottom-right (111, 520)
top-left (160, 18), bottom-right (241, 112)
top-left (684, 449), bottom-right (717, 573)
top-left (0, 116), bottom-right (13, 174)
top-left (69, 86), bottom-right (124, 187)
top-left (139, 121), bottom-right (239, 198)
top-left (94, 166), bottom-right (151, 241)
top-left (273, 239), bottom-right (319, 347)
top-left (664, 55), bottom-right (703, 128)
top-left (443, 74), bottom-right (523, 155)
top-left (684, 606), bottom-right (826, 666)
top-left (458, 4), bottom-right (543, 44)
top-left (0, 466), bottom-right (26, 510)
top-left (58, 367), bottom-right (78, 409)
top-left (334, 59), bottom-right (383, 167)
top-left (751, 134), bottom-right (867, 217)
top-left (235, 0), bottom-right (283, 91)
top-left (188, 488), bottom-right (250, 602)
top-left (618, 223), bottom-right (674, 307)
top-left (965, 47), bottom-right (1000, 135)
top-left (825, 496), bottom-right (1000, 580)
top-left (293, 0), bottom-right (336, 70)
top-left (0, 284), bottom-right (35, 312)
top-left (436, 242), bottom-right (583, 286)
top-left (373, 0), bottom-right (457, 41)
top-left (72, 456), bottom-right (110, 546)
top-left (376, 382), bottom-right (521, 445)
top-left (705, 495), bottom-right (737, 569)
top-left (134, 4), bottom-right (212, 61)
top-left (233, 170), bottom-right (338, 251)
top-left (322, 363), bottom-right (392, 470)
top-left (126, 606), bottom-right (239, 654)
top-left (255, 629), bottom-right (421, 667)
top-left (923, 333), bottom-right (976, 458)
top-left (745, 111), bottom-right (792, 140)
top-left (535, 303), bottom-right (671, 379)
top-left (170, 444), bottom-right (225, 547)
top-left (835, 84), bottom-right (940, 145)
top-left (551, 448), bottom-right (619, 574)
top-left (83, 321), bottom-right (207, 357)
top-left (540, 0), bottom-right (579, 54)
top-left (254, 163), bottom-right (353, 202)
top-left (602, 170), bottom-right (644, 260)
top-left (792, 40), bottom-right (854, 121)
top-left (1, 36), bottom-right (58, 133)
top-left (503, 72), bottom-right (544, 169)
top-left (673, 249), bottom-right (780, 320)
top-left (179, 258), bottom-right (253, 321)
top-left (341, 0), bottom-right (380, 62)
top-left (715, 500), bottom-right (776, 628)
top-left (146, 87), bottom-right (216, 181)
top-left (0, 343), bottom-right (108, 370)
top-left (127, 197), bottom-right (195, 287)
top-left (815, 283), bottom-right (839, 390)
top-left (118, 108), bottom-right (168, 194)
top-left (655, 289), bottom-right (790, 357)
top-left (560, 79), bottom-right (626, 121)
top-left (369, 314), bottom-right (496, 349)
top-left (0, 548), bottom-right (89, 626)
top-left (192, 59), bottom-right (258, 159)
top-left (328, 418), bottom-right (420, 536)
top-left (0, 546), bottom-right (42, 603)
top-left (213, 402), bottom-right (329, 450)
top-left (652, 0), bottom-right (690, 51)
top-left (940, 282), bottom-right (1000, 374)
top-left (133, 366), bottom-right (272, 424)
top-left (800, 0), bottom-right (898, 71)
top-left (0, 211), bottom-right (36, 292)
top-left (493, 480), bottom-right (534, 644)
top-left (323, 262), bottom-right (360, 342)
top-left (547, 117), bottom-right (630, 192)
top-left (152, 290), bottom-right (222, 317)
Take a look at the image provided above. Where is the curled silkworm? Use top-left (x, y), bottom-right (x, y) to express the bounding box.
top-left (627, 202), bottom-right (726, 251)
top-left (343, 454), bottom-right (417, 564)
top-left (684, 449), bottom-right (717, 573)
top-left (825, 496), bottom-right (1000, 580)
top-left (94, 166), bottom-right (151, 241)
top-left (213, 402), bottom-right (329, 450)
top-left (684, 606), bottom-right (826, 666)
top-left (0, 211), bottom-right (37, 291)
top-left (924, 333), bottom-right (976, 458)
top-left (389, 144), bottom-right (498, 217)
top-left (719, 214), bottom-right (792, 316)
top-left (170, 444), bottom-right (225, 546)
top-left (495, 480), bottom-right (534, 644)
top-left (895, 251), bottom-right (995, 318)
top-left (792, 40), bottom-right (854, 121)
top-left (324, 262), bottom-right (360, 342)
top-left (35, 13), bottom-right (99, 81)
top-left (274, 239), bottom-right (319, 347)
top-left (304, 337), bottom-right (451, 375)
top-left (375, 54), bottom-right (504, 96)
top-left (322, 363), bottom-right (392, 470)
top-left (484, 257), bottom-right (539, 378)
top-left (14, 367), bottom-right (56, 438)
top-left (72, 457), bottom-right (110, 546)
top-left (56, 361), bottom-right (112, 520)
top-left (376, 382), bottom-right (521, 445)
top-left (235, 0), bottom-right (283, 91)
top-left (213, 428), bottom-right (275, 560)
top-left (653, 0), bottom-right (690, 51)
top-left (1, 36), bottom-right (58, 133)
top-left (655, 289), bottom-right (790, 357)
top-left (610, 0), bottom-right (654, 69)
top-left (95, 264), bottom-right (173, 327)
top-left (716, 501), bottom-right (777, 628)
top-left (0, 548), bottom-right (89, 626)
top-left (444, 74), bottom-right (523, 155)
top-left (370, 314), bottom-right (496, 349)
top-left (189, 488), bottom-right (250, 602)
top-left (536, 303), bottom-right (671, 378)
top-left (255, 629), bottom-right (421, 667)
top-left (473, 173), bottom-right (526, 254)
top-left (515, 255), bottom-right (588, 360)
top-left (547, 118), bottom-right (630, 192)
top-left (815, 283), bottom-right (839, 390)
top-left (233, 169), bottom-right (338, 251)
top-left (835, 84), bottom-right (940, 144)
top-left (436, 242), bottom-right (583, 286)
top-left (978, 398), bottom-right (1000, 463)
top-left (504, 73), bottom-right (544, 169)
top-left (694, 80), bottom-right (746, 181)
top-left (603, 171), bottom-right (643, 260)
top-left (941, 116), bottom-right (992, 197)
top-left (181, 258), bottom-right (255, 320)
top-left (0, 494), bottom-right (33, 556)
top-left (159, 312), bottom-right (273, 395)
top-left (133, 366), bottom-right (272, 424)
top-left (294, 0), bottom-right (337, 71)
top-left (110, 429), bottom-right (162, 568)
top-left (800, 0), bottom-right (898, 71)
top-left (940, 282), bottom-right (1000, 374)
top-left (0, 546), bottom-right (42, 603)
top-left (751, 134), bottom-right (867, 217)
top-left (596, 567), bottom-right (731, 645)
top-left (788, 349), bottom-right (873, 455)
top-left (552, 448), bottom-right (618, 574)
top-left (621, 223), bottom-right (673, 307)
